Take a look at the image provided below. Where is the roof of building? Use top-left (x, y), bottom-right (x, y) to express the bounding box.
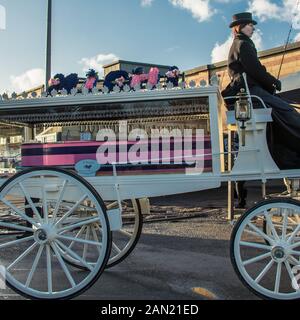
top-left (103, 59), bottom-right (171, 69)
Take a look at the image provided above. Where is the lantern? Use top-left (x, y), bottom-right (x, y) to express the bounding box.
top-left (234, 88), bottom-right (252, 146)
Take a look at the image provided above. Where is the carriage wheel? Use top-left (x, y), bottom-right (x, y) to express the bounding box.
top-left (231, 198), bottom-right (300, 300)
top-left (0, 167), bottom-right (111, 300)
top-left (59, 198), bottom-right (143, 270)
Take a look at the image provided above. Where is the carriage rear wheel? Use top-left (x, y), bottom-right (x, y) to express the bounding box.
top-left (59, 198), bottom-right (143, 270)
top-left (0, 167), bottom-right (111, 300)
top-left (231, 198), bottom-right (300, 300)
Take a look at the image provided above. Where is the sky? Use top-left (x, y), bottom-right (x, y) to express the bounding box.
top-left (0, 0), bottom-right (299, 94)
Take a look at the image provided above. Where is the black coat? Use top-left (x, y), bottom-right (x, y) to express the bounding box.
top-left (222, 33), bottom-right (300, 170)
top-left (222, 32), bottom-right (278, 102)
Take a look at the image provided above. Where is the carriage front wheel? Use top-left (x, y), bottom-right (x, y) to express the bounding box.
top-left (0, 167), bottom-right (111, 300)
top-left (231, 198), bottom-right (300, 300)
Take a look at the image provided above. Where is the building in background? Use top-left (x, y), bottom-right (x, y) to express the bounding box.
top-left (103, 60), bottom-right (170, 78)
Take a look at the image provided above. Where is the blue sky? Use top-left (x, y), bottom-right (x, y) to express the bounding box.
top-left (0, 0), bottom-right (299, 93)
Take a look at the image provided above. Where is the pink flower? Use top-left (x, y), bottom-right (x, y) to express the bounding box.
top-left (84, 77), bottom-right (96, 89)
top-left (115, 76), bottom-right (126, 87)
top-left (130, 74), bottom-right (148, 87)
top-left (148, 67), bottom-right (160, 86)
top-left (48, 78), bottom-right (60, 86)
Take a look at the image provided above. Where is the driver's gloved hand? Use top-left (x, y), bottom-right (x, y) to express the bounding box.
top-left (274, 79), bottom-right (282, 92)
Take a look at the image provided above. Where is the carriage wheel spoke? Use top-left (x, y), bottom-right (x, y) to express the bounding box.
top-left (7, 242), bottom-right (38, 271)
top-left (288, 216), bottom-right (298, 225)
top-left (57, 234), bottom-right (101, 247)
top-left (51, 180), bottom-right (68, 222)
top-left (25, 244), bottom-right (44, 288)
top-left (288, 223), bottom-right (300, 244)
top-left (240, 241), bottom-right (271, 250)
top-left (54, 194), bottom-right (88, 227)
top-left (66, 226), bottom-right (87, 252)
top-left (55, 240), bottom-right (94, 272)
top-left (0, 235), bottom-right (34, 250)
top-left (82, 227), bottom-right (91, 260)
top-left (270, 224), bottom-right (294, 233)
top-left (290, 250), bottom-right (300, 256)
top-left (112, 242), bottom-right (122, 254)
top-left (41, 183), bottom-right (49, 224)
top-left (247, 222), bottom-right (274, 244)
top-left (288, 255), bottom-right (300, 265)
top-left (284, 260), bottom-right (298, 292)
top-left (51, 242), bottom-right (76, 288)
top-left (255, 259), bottom-right (274, 283)
top-left (0, 198), bottom-right (39, 228)
top-left (46, 244), bottom-right (52, 293)
top-left (117, 229), bottom-right (132, 238)
top-left (274, 262), bottom-right (282, 293)
top-left (264, 211), bottom-right (280, 241)
top-left (58, 216), bottom-right (101, 233)
top-left (0, 221), bottom-right (33, 233)
top-left (243, 252), bottom-right (272, 266)
top-left (289, 241), bottom-right (300, 250)
top-left (295, 215), bottom-right (300, 224)
top-left (91, 226), bottom-right (101, 254)
top-left (244, 229), bottom-right (261, 237)
top-left (281, 210), bottom-right (289, 240)
top-left (19, 182), bottom-right (43, 223)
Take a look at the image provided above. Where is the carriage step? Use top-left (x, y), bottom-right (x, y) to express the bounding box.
top-left (107, 209), bottom-right (123, 231)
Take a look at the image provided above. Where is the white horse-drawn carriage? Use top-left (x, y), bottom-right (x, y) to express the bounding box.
top-left (0, 78), bottom-right (300, 300)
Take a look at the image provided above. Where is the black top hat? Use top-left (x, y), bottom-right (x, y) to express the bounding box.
top-left (229, 12), bottom-right (257, 28)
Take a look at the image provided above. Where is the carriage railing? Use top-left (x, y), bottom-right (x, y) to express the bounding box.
top-left (223, 94), bottom-right (268, 109)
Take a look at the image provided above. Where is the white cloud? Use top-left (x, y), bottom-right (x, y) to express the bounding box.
top-left (169, 0), bottom-right (217, 22)
top-left (78, 53), bottom-right (119, 76)
top-left (141, 0), bottom-right (154, 7)
top-left (211, 35), bottom-right (233, 63)
top-left (248, 0), bottom-right (300, 29)
top-left (249, 0), bottom-right (300, 43)
top-left (10, 68), bottom-right (45, 93)
top-left (248, 0), bottom-right (281, 21)
top-left (251, 29), bottom-right (264, 51)
top-left (211, 29), bottom-right (263, 63)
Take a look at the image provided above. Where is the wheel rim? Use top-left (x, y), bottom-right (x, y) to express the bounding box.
top-left (59, 199), bottom-right (142, 269)
top-left (0, 168), bottom-right (110, 299)
top-left (233, 200), bottom-right (300, 300)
